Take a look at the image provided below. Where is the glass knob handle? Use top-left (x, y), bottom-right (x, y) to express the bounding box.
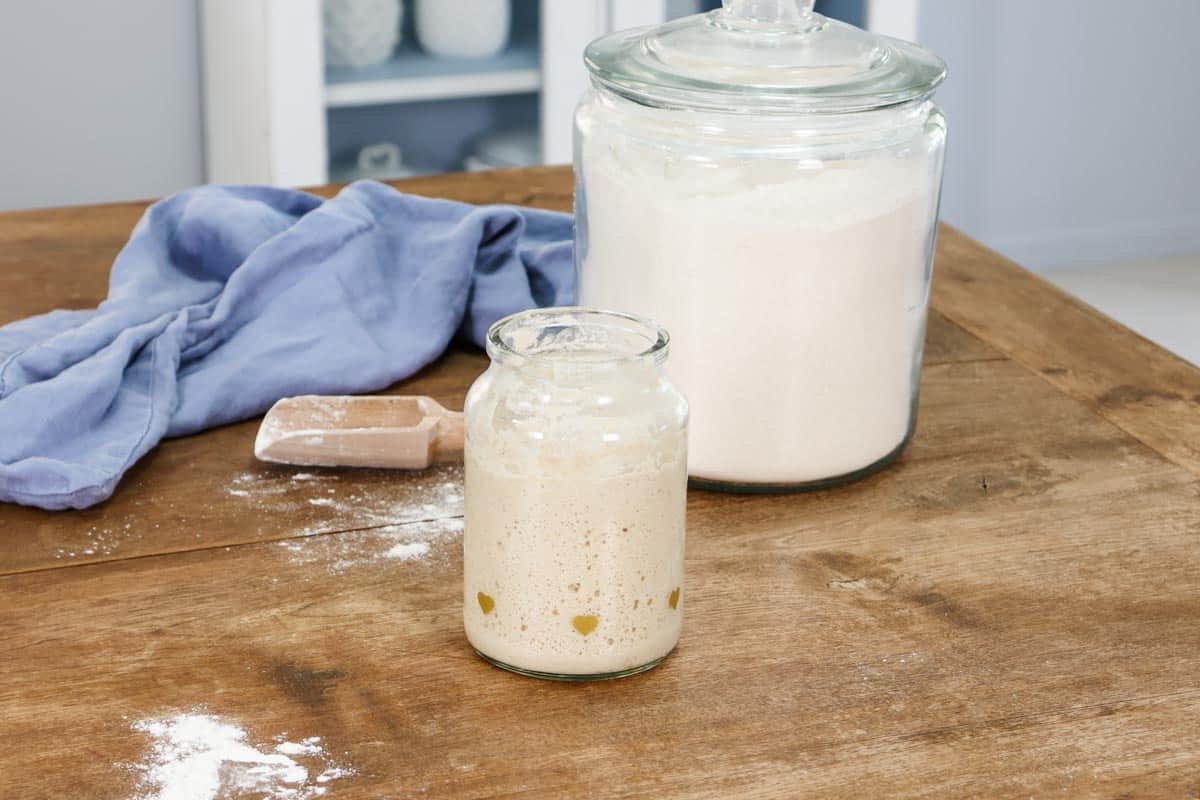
top-left (721, 0), bottom-right (816, 22)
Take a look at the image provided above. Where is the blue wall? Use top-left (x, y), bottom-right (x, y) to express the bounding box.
top-left (815, 0), bottom-right (864, 26)
top-left (694, 0), bottom-right (865, 26)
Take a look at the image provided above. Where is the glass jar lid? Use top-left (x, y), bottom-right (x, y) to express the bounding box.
top-left (584, 0), bottom-right (946, 114)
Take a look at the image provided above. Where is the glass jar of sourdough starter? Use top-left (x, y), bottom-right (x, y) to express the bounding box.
top-left (463, 308), bottom-right (689, 680)
top-left (575, 0), bottom-right (947, 491)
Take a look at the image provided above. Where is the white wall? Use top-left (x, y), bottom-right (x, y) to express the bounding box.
top-left (918, 0), bottom-right (1200, 271)
top-left (0, 1), bottom-right (204, 212)
top-left (1, 0), bottom-right (1196, 277)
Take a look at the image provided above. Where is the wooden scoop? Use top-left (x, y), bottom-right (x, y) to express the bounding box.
top-left (254, 395), bottom-right (464, 469)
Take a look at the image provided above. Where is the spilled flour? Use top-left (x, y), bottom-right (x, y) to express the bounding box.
top-left (225, 464), bottom-right (463, 535)
top-left (54, 518), bottom-right (151, 561)
top-left (385, 540), bottom-right (432, 561)
top-left (128, 712), bottom-right (353, 800)
top-left (219, 462), bottom-right (466, 573)
top-left (276, 516), bottom-right (463, 574)
top-left (222, 463), bottom-right (466, 573)
top-left (50, 445), bottom-right (462, 572)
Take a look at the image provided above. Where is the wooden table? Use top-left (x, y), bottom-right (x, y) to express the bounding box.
top-left (2, 167), bottom-right (1198, 799)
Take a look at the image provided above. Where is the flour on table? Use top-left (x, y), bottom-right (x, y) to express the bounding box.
top-left (225, 463), bottom-right (464, 572)
top-left (127, 711), bottom-right (353, 800)
top-left (53, 517), bottom-right (150, 561)
top-left (226, 464), bottom-right (462, 529)
top-left (307, 497), bottom-right (339, 508)
top-left (274, 737), bottom-right (324, 757)
top-left (385, 540), bottom-right (431, 561)
top-left (315, 766), bottom-right (354, 783)
top-left (277, 516), bottom-right (463, 574)
top-left (226, 471), bottom-right (310, 501)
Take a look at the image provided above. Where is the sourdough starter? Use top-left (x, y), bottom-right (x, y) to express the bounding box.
top-left (580, 137), bottom-right (940, 485)
top-left (464, 446), bottom-right (686, 676)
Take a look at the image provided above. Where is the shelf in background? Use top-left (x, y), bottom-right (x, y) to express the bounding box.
top-left (325, 43), bottom-right (541, 108)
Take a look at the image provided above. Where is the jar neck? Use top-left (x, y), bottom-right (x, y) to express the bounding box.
top-left (591, 81), bottom-right (936, 127)
top-left (486, 307), bottom-right (670, 384)
top-left (585, 83), bottom-right (939, 153)
top-left (720, 0), bottom-right (817, 26)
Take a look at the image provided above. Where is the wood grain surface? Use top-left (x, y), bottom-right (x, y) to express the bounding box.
top-left (1, 167), bottom-right (1197, 799)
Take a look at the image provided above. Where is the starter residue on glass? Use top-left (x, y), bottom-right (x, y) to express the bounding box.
top-left (126, 711), bottom-right (354, 800)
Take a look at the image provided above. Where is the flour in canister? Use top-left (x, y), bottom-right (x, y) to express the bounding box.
top-left (580, 128), bottom-right (940, 484)
top-left (126, 711), bottom-right (353, 800)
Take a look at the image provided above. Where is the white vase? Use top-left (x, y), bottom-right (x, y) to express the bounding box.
top-left (415, 0), bottom-right (511, 59)
top-left (323, 0), bottom-right (402, 70)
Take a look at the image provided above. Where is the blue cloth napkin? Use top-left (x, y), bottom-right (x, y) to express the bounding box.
top-left (0, 181), bottom-right (574, 510)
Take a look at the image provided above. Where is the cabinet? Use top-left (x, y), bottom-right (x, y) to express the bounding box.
top-left (200, 0), bottom-right (895, 186)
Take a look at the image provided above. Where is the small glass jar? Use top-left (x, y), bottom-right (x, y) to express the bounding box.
top-left (463, 308), bottom-right (689, 680)
top-left (575, 0), bottom-right (947, 491)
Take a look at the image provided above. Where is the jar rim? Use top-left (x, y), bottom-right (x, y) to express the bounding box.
top-left (486, 307), bottom-right (670, 367)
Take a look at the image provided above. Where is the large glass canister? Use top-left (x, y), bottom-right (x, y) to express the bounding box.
top-left (575, 0), bottom-right (947, 491)
top-left (463, 308), bottom-right (689, 680)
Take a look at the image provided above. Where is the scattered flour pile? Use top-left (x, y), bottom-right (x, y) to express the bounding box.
top-left (384, 540), bottom-right (432, 561)
top-left (54, 518), bottom-right (149, 561)
top-left (226, 464), bottom-right (464, 538)
top-left (276, 516), bottom-right (464, 574)
top-left (128, 712), bottom-right (353, 800)
top-left (222, 463), bottom-right (468, 573)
